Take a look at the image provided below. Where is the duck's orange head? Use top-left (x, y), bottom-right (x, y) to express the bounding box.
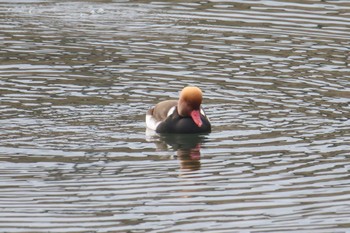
top-left (179, 86), bottom-right (203, 109)
top-left (178, 86), bottom-right (203, 127)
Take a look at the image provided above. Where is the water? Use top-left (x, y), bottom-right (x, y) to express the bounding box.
top-left (0, 0), bottom-right (350, 232)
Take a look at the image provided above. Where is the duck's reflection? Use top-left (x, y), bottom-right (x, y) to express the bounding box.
top-left (147, 131), bottom-right (208, 171)
top-left (176, 145), bottom-right (201, 171)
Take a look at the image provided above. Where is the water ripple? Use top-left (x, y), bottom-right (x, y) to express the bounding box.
top-left (1, 0), bottom-right (350, 232)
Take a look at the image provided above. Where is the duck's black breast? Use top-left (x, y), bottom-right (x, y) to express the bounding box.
top-left (156, 108), bottom-right (211, 134)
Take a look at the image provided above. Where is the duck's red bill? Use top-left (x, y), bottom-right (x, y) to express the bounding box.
top-left (190, 110), bottom-right (203, 127)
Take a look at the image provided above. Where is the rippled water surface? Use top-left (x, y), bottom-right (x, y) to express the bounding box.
top-left (1, 0), bottom-right (350, 232)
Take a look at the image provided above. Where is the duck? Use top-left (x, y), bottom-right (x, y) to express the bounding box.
top-left (146, 86), bottom-right (211, 134)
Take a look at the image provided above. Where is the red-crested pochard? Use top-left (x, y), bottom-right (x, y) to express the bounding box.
top-left (146, 86), bottom-right (211, 134)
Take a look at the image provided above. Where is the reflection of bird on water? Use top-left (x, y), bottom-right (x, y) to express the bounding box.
top-left (159, 133), bottom-right (208, 171)
top-left (146, 86), bottom-right (211, 134)
top-left (177, 145), bottom-right (201, 171)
